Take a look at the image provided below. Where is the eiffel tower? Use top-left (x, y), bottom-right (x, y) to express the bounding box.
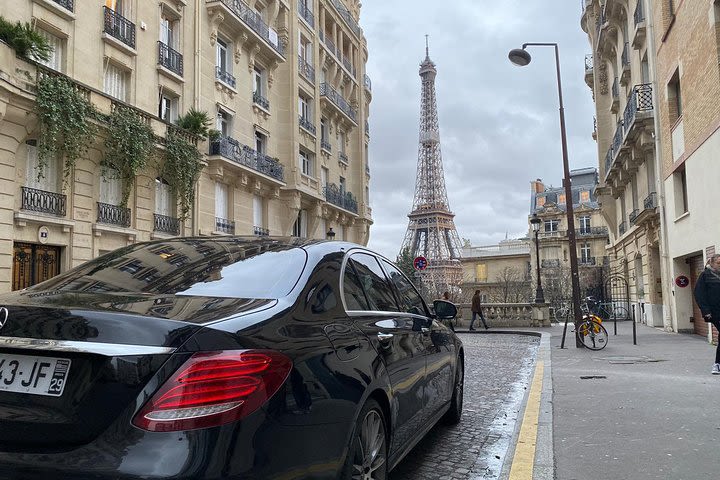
top-left (399, 39), bottom-right (463, 297)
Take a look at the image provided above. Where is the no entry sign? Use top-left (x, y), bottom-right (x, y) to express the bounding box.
top-left (413, 256), bottom-right (428, 270)
top-left (675, 275), bottom-right (690, 288)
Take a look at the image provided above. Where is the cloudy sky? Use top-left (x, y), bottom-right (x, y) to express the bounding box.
top-left (360, 0), bottom-right (597, 260)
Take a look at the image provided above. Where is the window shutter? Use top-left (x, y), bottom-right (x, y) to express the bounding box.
top-left (215, 182), bottom-right (228, 219)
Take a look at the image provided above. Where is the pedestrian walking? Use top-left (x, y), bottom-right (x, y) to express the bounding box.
top-left (470, 290), bottom-right (488, 331)
top-left (694, 254), bottom-right (720, 374)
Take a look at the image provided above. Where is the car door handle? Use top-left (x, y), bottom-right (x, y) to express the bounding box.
top-left (377, 333), bottom-right (394, 344)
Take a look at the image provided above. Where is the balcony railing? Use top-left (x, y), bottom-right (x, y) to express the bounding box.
top-left (584, 54), bottom-right (593, 71)
top-left (158, 41), bottom-right (183, 76)
top-left (298, 1), bottom-right (314, 27)
top-left (154, 213), bottom-right (180, 235)
top-left (216, 66), bottom-right (236, 88)
top-left (253, 91), bottom-right (270, 110)
top-left (103, 6), bottom-right (136, 49)
top-left (611, 77), bottom-right (619, 99)
top-left (320, 82), bottom-right (357, 124)
top-left (319, 30), bottom-right (337, 57)
top-left (215, 217), bottom-right (235, 234)
top-left (321, 139), bottom-right (331, 151)
top-left (611, 120), bottom-right (624, 156)
top-left (576, 226), bottom-right (609, 236)
top-left (331, 0), bottom-right (362, 38)
top-left (623, 83), bottom-right (654, 132)
top-left (579, 256), bottom-right (596, 266)
top-left (210, 135), bottom-right (284, 182)
top-left (324, 183), bottom-right (358, 214)
top-left (634, 0), bottom-right (645, 25)
top-left (644, 192), bottom-right (657, 210)
top-left (339, 152), bottom-right (349, 164)
top-left (629, 209), bottom-right (640, 225)
top-left (541, 259), bottom-right (561, 268)
top-left (51, 0), bottom-right (74, 12)
top-left (341, 55), bottom-right (355, 77)
top-left (210, 0), bottom-right (285, 57)
top-left (298, 55), bottom-right (315, 83)
top-left (254, 225), bottom-right (270, 236)
top-left (21, 186), bottom-right (66, 216)
top-left (97, 202), bottom-right (131, 228)
top-left (299, 115), bottom-right (316, 135)
top-left (538, 230), bottom-right (566, 238)
top-left (364, 74), bottom-right (372, 92)
top-left (619, 221), bottom-right (627, 236)
top-left (621, 42), bottom-right (630, 67)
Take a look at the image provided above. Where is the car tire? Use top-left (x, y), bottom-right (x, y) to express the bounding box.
top-left (443, 357), bottom-right (464, 425)
top-left (342, 398), bottom-right (388, 480)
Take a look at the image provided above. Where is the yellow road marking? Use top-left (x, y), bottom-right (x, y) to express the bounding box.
top-left (508, 361), bottom-right (544, 480)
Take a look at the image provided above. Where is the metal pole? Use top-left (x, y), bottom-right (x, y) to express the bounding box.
top-left (632, 303), bottom-right (637, 345)
top-left (534, 229), bottom-right (545, 303)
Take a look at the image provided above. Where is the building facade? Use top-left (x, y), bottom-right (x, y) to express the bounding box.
top-left (529, 169), bottom-right (610, 309)
top-left (0, 0), bottom-right (372, 293)
top-left (459, 239), bottom-right (531, 304)
top-left (581, 0), bottom-right (667, 327)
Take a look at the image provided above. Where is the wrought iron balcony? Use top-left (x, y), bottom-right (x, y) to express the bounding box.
top-left (579, 256), bottom-right (596, 266)
top-left (158, 41), bottom-right (183, 76)
top-left (253, 91), bottom-right (270, 110)
top-left (210, 135), bottom-right (284, 182)
top-left (207, 0), bottom-right (285, 57)
top-left (97, 202), bottom-right (131, 228)
top-left (51, 0), bottom-right (74, 12)
top-left (364, 74), bottom-right (372, 92)
top-left (254, 225), bottom-right (269, 236)
top-left (321, 139), bottom-right (331, 151)
top-left (541, 259), bottom-right (561, 268)
top-left (634, 0), bottom-right (645, 25)
top-left (319, 30), bottom-right (337, 57)
top-left (623, 83), bottom-right (653, 134)
top-left (629, 209), bottom-right (640, 225)
top-left (299, 115), bottom-right (316, 135)
top-left (153, 213), bottom-right (180, 235)
top-left (632, 0), bottom-right (647, 48)
top-left (215, 217), bottom-right (235, 234)
top-left (103, 6), bottom-right (136, 49)
top-left (621, 43), bottom-right (630, 68)
top-left (611, 120), bottom-right (624, 157)
top-left (342, 55), bottom-right (355, 77)
top-left (21, 186), bottom-right (66, 216)
top-left (644, 192), bottom-right (657, 210)
top-left (298, 56), bottom-right (315, 83)
top-left (330, 0), bottom-right (362, 38)
top-left (216, 66), bottom-right (236, 88)
top-left (298, 1), bottom-right (314, 27)
top-left (611, 77), bottom-right (620, 112)
top-left (576, 226), bottom-right (609, 236)
top-left (320, 82), bottom-right (357, 124)
top-left (365, 120), bottom-right (369, 134)
top-left (324, 183), bottom-right (358, 214)
top-left (619, 221), bottom-right (627, 236)
top-left (339, 152), bottom-right (349, 164)
top-left (584, 54), bottom-right (593, 72)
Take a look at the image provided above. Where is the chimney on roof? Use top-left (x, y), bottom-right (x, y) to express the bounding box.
top-left (531, 179), bottom-right (545, 194)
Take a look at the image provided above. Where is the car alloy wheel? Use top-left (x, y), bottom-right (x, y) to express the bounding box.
top-left (351, 400), bottom-right (387, 480)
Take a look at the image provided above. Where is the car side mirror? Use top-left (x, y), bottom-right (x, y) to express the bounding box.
top-left (433, 300), bottom-right (457, 320)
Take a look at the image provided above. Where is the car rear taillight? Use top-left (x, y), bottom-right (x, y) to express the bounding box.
top-left (132, 350), bottom-right (292, 432)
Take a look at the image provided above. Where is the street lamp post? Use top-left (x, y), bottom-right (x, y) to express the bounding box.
top-left (530, 214), bottom-right (545, 304)
top-left (509, 42), bottom-right (583, 347)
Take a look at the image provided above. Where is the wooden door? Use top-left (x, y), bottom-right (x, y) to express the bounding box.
top-left (12, 243), bottom-right (61, 291)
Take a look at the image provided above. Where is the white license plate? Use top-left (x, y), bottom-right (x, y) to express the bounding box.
top-left (0, 354), bottom-right (71, 397)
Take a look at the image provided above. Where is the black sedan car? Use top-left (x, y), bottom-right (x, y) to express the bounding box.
top-left (0, 237), bottom-right (463, 479)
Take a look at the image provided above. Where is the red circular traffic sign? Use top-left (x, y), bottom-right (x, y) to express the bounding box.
top-left (413, 256), bottom-right (428, 270)
top-left (675, 275), bottom-right (690, 288)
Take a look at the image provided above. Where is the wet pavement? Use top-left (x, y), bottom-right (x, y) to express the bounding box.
top-left (390, 333), bottom-right (540, 479)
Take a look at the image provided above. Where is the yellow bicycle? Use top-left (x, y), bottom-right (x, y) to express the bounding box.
top-left (576, 298), bottom-right (608, 351)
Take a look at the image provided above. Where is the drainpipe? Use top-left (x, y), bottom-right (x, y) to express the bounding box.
top-left (192, 0), bottom-right (202, 236)
top-left (644, 0), bottom-right (674, 332)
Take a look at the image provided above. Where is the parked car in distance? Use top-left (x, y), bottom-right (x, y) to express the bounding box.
top-left (0, 237), bottom-right (463, 480)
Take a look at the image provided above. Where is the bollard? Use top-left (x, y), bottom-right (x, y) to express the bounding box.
top-left (632, 303), bottom-right (637, 345)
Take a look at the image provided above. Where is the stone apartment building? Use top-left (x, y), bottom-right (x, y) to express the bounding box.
top-left (581, 0), bottom-right (665, 327)
top-left (529, 169), bottom-right (610, 308)
top-left (0, 0), bottom-right (372, 293)
top-left (581, 0), bottom-right (720, 336)
top-left (459, 239), bottom-right (531, 304)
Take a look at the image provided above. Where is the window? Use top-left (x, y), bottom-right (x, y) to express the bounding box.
top-left (668, 69), bottom-right (682, 124)
top-left (348, 253), bottom-right (398, 312)
top-left (536, 196), bottom-right (546, 207)
top-left (104, 63), bottom-right (128, 101)
top-left (25, 140), bottom-right (60, 193)
top-left (579, 215), bottom-right (591, 234)
top-left (381, 260), bottom-right (426, 316)
top-left (160, 14), bottom-right (179, 49)
top-left (580, 243), bottom-right (591, 263)
top-left (339, 176), bottom-right (346, 194)
top-left (299, 149), bottom-right (313, 176)
top-left (255, 131), bottom-right (267, 154)
top-left (216, 38), bottom-right (231, 76)
top-left (475, 263), bottom-right (487, 282)
top-left (580, 190), bottom-right (590, 203)
top-left (299, 34), bottom-right (312, 63)
top-left (100, 168), bottom-right (123, 206)
top-left (641, 55), bottom-right (650, 84)
top-left (339, 130), bottom-right (346, 153)
top-left (558, 193), bottom-right (566, 205)
top-left (292, 209), bottom-right (308, 237)
top-left (321, 117), bottom-right (330, 147)
top-left (216, 108), bottom-right (232, 137)
top-left (253, 67), bottom-right (265, 97)
top-left (674, 167), bottom-right (688, 216)
top-left (343, 263), bottom-right (370, 310)
top-left (158, 93), bottom-right (179, 122)
top-left (631, 177), bottom-right (639, 210)
top-left (321, 167), bottom-right (328, 187)
top-left (299, 95), bottom-right (311, 121)
top-left (215, 182), bottom-right (229, 220)
top-left (544, 219), bottom-right (559, 232)
top-left (155, 177), bottom-right (174, 216)
top-left (253, 195), bottom-right (264, 228)
top-left (35, 29), bottom-right (64, 72)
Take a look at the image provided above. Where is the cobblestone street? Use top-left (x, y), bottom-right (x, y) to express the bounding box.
top-left (390, 333), bottom-right (540, 479)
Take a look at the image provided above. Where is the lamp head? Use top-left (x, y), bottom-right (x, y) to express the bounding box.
top-left (509, 48), bottom-right (532, 67)
top-left (530, 213), bottom-right (541, 232)
top-left (326, 227), bottom-right (336, 240)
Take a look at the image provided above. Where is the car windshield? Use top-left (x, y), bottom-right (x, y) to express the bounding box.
top-left (31, 238), bottom-right (308, 299)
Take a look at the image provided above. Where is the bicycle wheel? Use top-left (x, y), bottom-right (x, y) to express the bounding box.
top-left (576, 318), bottom-right (608, 350)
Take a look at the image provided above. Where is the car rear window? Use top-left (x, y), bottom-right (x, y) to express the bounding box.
top-left (31, 239), bottom-right (307, 299)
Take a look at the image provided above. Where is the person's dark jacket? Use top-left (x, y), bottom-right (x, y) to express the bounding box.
top-left (471, 294), bottom-right (483, 314)
top-left (694, 267), bottom-right (720, 321)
